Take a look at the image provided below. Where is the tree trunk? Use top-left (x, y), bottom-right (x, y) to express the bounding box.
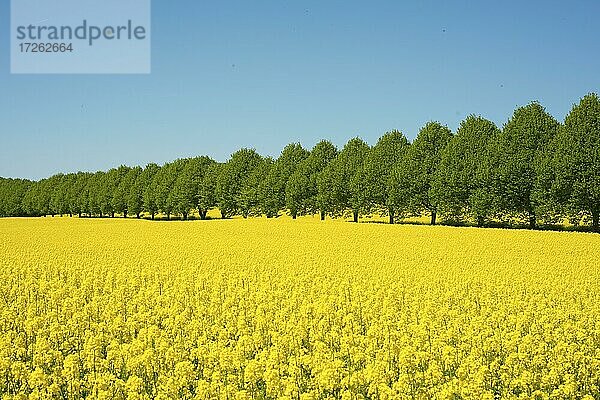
top-left (182, 212), bottom-right (187, 220)
top-left (166, 212), bottom-right (170, 220)
top-left (528, 212), bottom-right (536, 229)
top-left (389, 207), bottom-right (394, 224)
top-left (136, 212), bottom-right (141, 219)
top-left (353, 210), bottom-right (359, 223)
top-left (292, 211), bottom-right (297, 220)
top-left (69, 213), bottom-right (72, 217)
top-left (78, 212), bottom-right (82, 218)
top-left (123, 210), bottom-right (127, 218)
top-left (593, 209), bottom-right (599, 233)
top-left (111, 212), bottom-right (115, 218)
top-left (431, 210), bottom-right (437, 226)
top-left (221, 210), bottom-right (227, 219)
top-left (201, 210), bottom-right (207, 219)
top-left (320, 210), bottom-right (325, 221)
top-left (476, 216), bottom-right (484, 227)
top-left (151, 212), bottom-right (155, 220)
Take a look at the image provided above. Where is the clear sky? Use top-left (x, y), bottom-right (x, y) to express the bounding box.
top-left (1, 0), bottom-right (599, 180)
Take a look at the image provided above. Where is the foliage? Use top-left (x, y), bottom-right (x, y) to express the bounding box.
top-left (2, 93), bottom-right (600, 231)
top-left (286, 140), bottom-right (338, 219)
top-left (489, 102), bottom-right (559, 227)
top-left (141, 163), bottom-right (161, 219)
top-left (240, 157), bottom-right (273, 218)
top-left (198, 163), bottom-right (221, 219)
top-left (361, 130), bottom-right (410, 223)
top-left (389, 123), bottom-right (450, 224)
top-left (548, 93), bottom-right (600, 231)
top-left (152, 160), bottom-right (186, 220)
top-left (216, 149), bottom-right (263, 218)
top-left (261, 143), bottom-right (309, 218)
top-left (0, 178), bottom-right (32, 217)
top-left (317, 138), bottom-right (370, 222)
top-left (172, 157), bottom-right (216, 220)
top-left (432, 115), bottom-right (499, 225)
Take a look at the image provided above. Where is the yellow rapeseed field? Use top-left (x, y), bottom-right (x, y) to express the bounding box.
top-left (0, 217), bottom-right (599, 400)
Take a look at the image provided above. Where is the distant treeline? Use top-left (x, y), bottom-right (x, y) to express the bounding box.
top-left (1, 93), bottom-right (600, 231)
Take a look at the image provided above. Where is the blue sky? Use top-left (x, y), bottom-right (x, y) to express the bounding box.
top-left (1, 0), bottom-right (599, 180)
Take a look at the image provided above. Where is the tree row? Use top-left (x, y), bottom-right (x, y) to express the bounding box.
top-left (1, 93), bottom-right (599, 231)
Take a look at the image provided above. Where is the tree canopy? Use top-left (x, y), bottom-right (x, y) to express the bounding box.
top-left (3, 93), bottom-right (600, 231)
top-left (549, 93), bottom-right (600, 231)
top-left (432, 115), bottom-right (499, 225)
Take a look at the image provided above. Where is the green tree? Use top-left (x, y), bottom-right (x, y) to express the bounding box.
top-left (141, 163), bottom-right (161, 219)
top-left (123, 166), bottom-right (143, 218)
top-left (112, 166), bottom-right (133, 217)
top-left (549, 93), bottom-right (600, 231)
top-left (391, 123), bottom-right (452, 225)
top-left (55, 174), bottom-right (76, 216)
top-left (241, 157), bottom-right (273, 218)
top-left (362, 130), bottom-right (410, 224)
top-left (172, 160), bottom-right (195, 220)
top-left (286, 140), bottom-right (338, 220)
top-left (0, 178), bottom-right (32, 217)
top-left (261, 143), bottom-right (310, 218)
top-left (152, 160), bottom-right (186, 220)
top-left (88, 172), bottom-right (105, 217)
top-left (99, 168), bottom-right (126, 217)
top-left (22, 181), bottom-right (40, 216)
top-left (490, 102), bottom-right (559, 228)
top-left (67, 172), bottom-right (90, 217)
top-left (432, 115), bottom-right (499, 226)
top-left (198, 163), bottom-right (221, 219)
top-left (216, 149), bottom-right (263, 218)
top-left (191, 156), bottom-right (217, 219)
top-left (34, 178), bottom-right (52, 216)
top-left (170, 157), bottom-right (214, 220)
top-left (49, 174), bottom-right (68, 216)
top-left (532, 138), bottom-right (563, 225)
top-left (318, 137), bottom-right (370, 222)
top-left (63, 174), bottom-right (78, 216)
